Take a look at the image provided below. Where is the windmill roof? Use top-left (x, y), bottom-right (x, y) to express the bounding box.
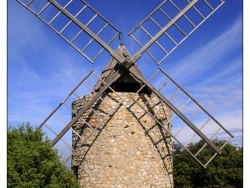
top-left (93, 45), bottom-right (151, 93)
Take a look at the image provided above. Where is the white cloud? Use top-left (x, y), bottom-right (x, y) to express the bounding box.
top-left (200, 56), bottom-right (242, 85)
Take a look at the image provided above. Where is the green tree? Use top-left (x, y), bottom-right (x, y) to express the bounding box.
top-left (173, 140), bottom-right (243, 188)
top-left (7, 123), bottom-right (79, 188)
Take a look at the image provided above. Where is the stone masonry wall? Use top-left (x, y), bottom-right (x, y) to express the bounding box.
top-left (72, 92), bottom-right (173, 188)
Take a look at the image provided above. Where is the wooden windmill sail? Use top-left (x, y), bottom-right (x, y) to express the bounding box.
top-left (16, 0), bottom-right (234, 186)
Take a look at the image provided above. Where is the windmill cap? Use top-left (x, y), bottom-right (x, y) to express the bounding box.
top-left (93, 46), bottom-right (151, 93)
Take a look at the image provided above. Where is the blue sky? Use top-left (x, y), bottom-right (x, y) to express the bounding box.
top-left (7, 0), bottom-right (243, 150)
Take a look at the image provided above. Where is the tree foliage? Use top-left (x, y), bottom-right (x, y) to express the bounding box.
top-left (173, 139), bottom-right (243, 188)
top-left (7, 123), bottom-right (79, 188)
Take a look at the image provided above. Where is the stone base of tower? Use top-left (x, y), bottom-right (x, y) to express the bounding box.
top-left (72, 92), bottom-right (173, 188)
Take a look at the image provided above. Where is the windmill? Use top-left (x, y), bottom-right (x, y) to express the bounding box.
top-left (15, 0), bottom-right (234, 187)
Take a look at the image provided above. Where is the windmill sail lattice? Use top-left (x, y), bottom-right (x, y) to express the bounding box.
top-left (16, 0), bottom-right (122, 63)
top-left (17, 0), bottom-right (233, 169)
top-left (129, 0), bottom-right (225, 64)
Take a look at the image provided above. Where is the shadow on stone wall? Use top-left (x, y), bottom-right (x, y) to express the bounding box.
top-left (127, 94), bottom-right (173, 176)
top-left (71, 92), bottom-right (122, 176)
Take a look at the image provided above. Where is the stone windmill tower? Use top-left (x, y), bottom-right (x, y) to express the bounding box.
top-left (71, 46), bottom-right (173, 187)
top-left (17, 0), bottom-right (234, 187)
